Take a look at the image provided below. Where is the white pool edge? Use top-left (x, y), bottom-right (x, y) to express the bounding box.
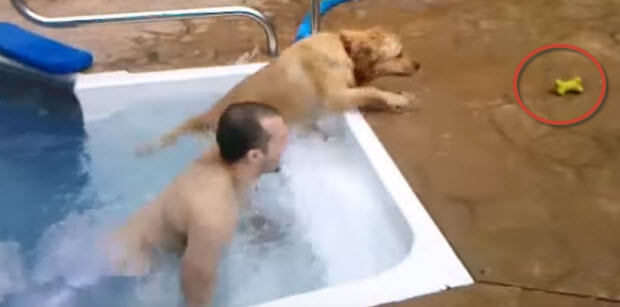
top-left (74, 63), bottom-right (473, 307)
top-left (76, 63), bottom-right (267, 90)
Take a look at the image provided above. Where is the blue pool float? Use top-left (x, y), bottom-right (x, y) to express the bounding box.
top-left (0, 22), bottom-right (93, 74)
top-left (294, 0), bottom-right (353, 42)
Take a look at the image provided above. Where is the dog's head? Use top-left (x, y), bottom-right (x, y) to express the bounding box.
top-left (340, 27), bottom-right (420, 84)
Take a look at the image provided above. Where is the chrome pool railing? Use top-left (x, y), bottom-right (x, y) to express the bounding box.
top-left (9, 0), bottom-right (279, 56)
top-left (311, 0), bottom-right (320, 34)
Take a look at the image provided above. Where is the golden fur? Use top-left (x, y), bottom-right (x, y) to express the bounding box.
top-left (138, 27), bottom-right (419, 155)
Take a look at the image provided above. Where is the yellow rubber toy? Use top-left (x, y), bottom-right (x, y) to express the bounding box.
top-left (554, 77), bottom-right (584, 96)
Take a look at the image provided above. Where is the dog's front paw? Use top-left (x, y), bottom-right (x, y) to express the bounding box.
top-left (383, 92), bottom-right (411, 112)
top-left (391, 91), bottom-right (420, 112)
top-left (387, 93), bottom-right (410, 107)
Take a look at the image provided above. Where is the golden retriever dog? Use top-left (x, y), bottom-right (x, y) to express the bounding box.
top-left (137, 27), bottom-right (420, 155)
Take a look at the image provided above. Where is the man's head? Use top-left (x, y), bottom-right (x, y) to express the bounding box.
top-left (216, 102), bottom-right (289, 173)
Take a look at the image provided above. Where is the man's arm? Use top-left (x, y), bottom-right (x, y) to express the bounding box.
top-left (181, 222), bottom-right (223, 307)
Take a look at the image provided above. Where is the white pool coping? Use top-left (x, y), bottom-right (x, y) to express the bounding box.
top-left (74, 63), bottom-right (473, 307)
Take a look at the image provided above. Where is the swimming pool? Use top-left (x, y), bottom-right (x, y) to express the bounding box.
top-left (0, 62), bottom-right (472, 307)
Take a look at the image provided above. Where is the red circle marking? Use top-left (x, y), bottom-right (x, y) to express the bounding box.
top-left (513, 43), bottom-right (607, 126)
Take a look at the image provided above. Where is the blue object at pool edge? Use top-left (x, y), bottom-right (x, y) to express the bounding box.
top-left (0, 22), bottom-right (93, 74)
top-left (294, 0), bottom-right (353, 42)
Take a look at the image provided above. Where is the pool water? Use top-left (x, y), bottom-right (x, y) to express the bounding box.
top-left (0, 88), bottom-right (411, 307)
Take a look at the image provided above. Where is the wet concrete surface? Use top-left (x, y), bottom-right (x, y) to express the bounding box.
top-left (2, 0), bottom-right (620, 306)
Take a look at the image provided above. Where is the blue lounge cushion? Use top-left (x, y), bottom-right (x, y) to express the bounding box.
top-left (0, 22), bottom-right (93, 74)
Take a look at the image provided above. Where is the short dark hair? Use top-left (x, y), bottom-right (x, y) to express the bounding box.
top-left (216, 102), bottom-right (280, 164)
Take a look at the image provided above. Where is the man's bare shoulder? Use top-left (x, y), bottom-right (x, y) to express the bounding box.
top-left (175, 156), bottom-right (233, 195)
top-left (163, 154), bottom-right (237, 225)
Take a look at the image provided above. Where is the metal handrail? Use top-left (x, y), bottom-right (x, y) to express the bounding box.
top-left (311, 0), bottom-right (320, 34)
top-left (9, 0), bottom-right (278, 56)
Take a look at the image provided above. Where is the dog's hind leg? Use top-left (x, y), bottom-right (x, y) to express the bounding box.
top-left (295, 121), bottom-right (330, 141)
top-left (310, 121), bottom-right (333, 141)
top-left (135, 112), bottom-right (217, 157)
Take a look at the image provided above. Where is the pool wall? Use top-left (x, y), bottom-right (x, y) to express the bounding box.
top-left (73, 63), bottom-right (473, 307)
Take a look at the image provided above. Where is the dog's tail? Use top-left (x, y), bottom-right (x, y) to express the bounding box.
top-left (135, 112), bottom-right (217, 157)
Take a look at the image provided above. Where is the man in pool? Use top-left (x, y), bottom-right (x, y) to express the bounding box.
top-left (107, 102), bottom-right (289, 307)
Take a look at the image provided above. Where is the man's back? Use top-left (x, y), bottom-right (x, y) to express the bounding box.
top-left (111, 150), bottom-right (239, 275)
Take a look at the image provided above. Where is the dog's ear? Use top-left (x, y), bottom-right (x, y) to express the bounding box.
top-left (339, 29), bottom-right (378, 84)
top-left (339, 30), bottom-right (360, 56)
top-left (339, 29), bottom-right (377, 55)
top-left (340, 28), bottom-right (391, 55)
